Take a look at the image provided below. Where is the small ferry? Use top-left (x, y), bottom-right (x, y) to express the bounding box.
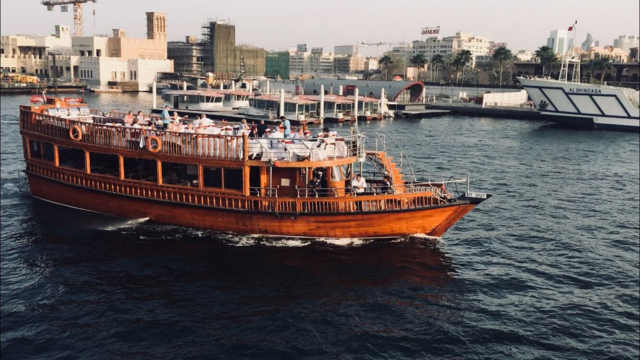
top-left (161, 90), bottom-right (226, 112)
top-left (19, 96), bottom-right (491, 239)
top-left (304, 95), bottom-right (355, 123)
top-left (519, 28), bottom-right (639, 131)
top-left (239, 95), bottom-right (321, 123)
top-left (348, 95), bottom-right (383, 121)
top-left (217, 89), bottom-right (253, 109)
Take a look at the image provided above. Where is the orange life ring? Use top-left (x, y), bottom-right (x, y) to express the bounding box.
top-left (145, 136), bottom-right (162, 153)
top-left (69, 125), bottom-right (82, 141)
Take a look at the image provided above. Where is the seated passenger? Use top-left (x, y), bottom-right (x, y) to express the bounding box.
top-left (351, 174), bottom-right (367, 194)
top-left (248, 126), bottom-right (258, 138)
top-left (124, 111), bottom-right (134, 125)
top-left (380, 175), bottom-right (393, 194)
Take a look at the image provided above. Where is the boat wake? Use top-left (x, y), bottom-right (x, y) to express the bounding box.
top-left (100, 217), bottom-right (150, 231)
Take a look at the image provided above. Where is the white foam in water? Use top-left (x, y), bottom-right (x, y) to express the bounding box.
top-left (315, 238), bottom-right (373, 246)
top-left (101, 217), bottom-right (150, 231)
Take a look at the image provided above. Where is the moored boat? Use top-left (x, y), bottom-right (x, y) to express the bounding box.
top-left (19, 97), bottom-right (491, 239)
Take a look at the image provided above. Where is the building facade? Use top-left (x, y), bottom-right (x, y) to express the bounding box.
top-left (410, 32), bottom-right (493, 67)
top-left (613, 35), bottom-right (639, 51)
top-left (265, 51), bottom-right (290, 79)
top-left (168, 36), bottom-right (209, 75)
top-left (547, 29), bottom-right (574, 55)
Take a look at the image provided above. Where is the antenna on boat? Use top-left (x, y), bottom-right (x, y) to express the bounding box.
top-left (560, 21), bottom-right (580, 83)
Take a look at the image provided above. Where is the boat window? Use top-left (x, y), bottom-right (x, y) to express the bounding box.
top-left (90, 153), bottom-right (120, 177)
top-left (200, 96), bottom-right (206, 103)
top-left (162, 162), bottom-right (199, 187)
top-left (331, 166), bottom-right (343, 181)
top-left (285, 103), bottom-right (297, 113)
top-left (224, 168), bottom-right (243, 191)
top-left (79, 107), bottom-right (90, 115)
top-left (58, 146), bottom-right (85, 170)
top-left (203, 167), bottom-right (223, 188)
top-left (309, 103), bottom-right (316, 113)
top-left (188, 95), bottom-right (199, 104)
top-left (224, 94), bottom-right (231, 102)
top-left (43, 142), bottom-right (55, 162)
top-left (325, 102), bottom-right (335, 111)
top-left (123, 157), bottom-right (157, 183)
top-left (215, 97), bottom-right (223, 103)
top-left (29, 140), bottom-right (43, 160)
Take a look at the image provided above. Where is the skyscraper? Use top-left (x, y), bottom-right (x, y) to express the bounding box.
top-left (547, 29), bottom-right (574, 54)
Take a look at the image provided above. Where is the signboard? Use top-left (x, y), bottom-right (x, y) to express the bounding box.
top-left (488, 42), bottom-right (507, 54)
top-left (421, 26), bottom-right (440, 36)
top-left (297, 44), bottom-right (307, 52)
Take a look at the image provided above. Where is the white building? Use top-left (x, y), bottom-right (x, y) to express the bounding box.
top-left (364, 56), bottom-right (378, 71)
top-left (411, 31), bottom-right (493, 67)
top-left (310, 48), bottom-right (334, 75)
top-left (516, 50), bottom-right (535, 62)
top-left (547, 29), bottom-right (574, 55)
top-left (613, 35), bottom-right (639, 51)
top-left (1, 13), bottom-right (173, 91)
top-left (288, 47), bottom-right (311, 76)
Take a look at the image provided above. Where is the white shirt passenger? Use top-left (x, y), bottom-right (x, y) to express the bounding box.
top-left (351, 177), bottom-right (367, 193)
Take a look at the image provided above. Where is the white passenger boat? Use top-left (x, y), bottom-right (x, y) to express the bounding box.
top-left (519, 77), bottom-right (639, 131)
top-left (518, 23), bottom-right (639, 131)
top-left (161, 90), bottom-right (227, 112)
top-left (217, 90), bottom-right (253, 109)
top-left (239, 95), bottom-right (320, 122)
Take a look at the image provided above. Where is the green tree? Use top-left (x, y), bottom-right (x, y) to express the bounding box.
top-left (379, 55), bottom-right (394, 80)
top-left (491, 46), bottom-right (513, 88)
top-left (430, 54), bottom-right (445, 82)
top-left (596, 56), bottom-right (615, 83)
top-left (453, 50), bottom-right (473, 85)
top-left (410, 53), bottom-right (427, 81)
top-left (535, 45), bottom-right (557, 77)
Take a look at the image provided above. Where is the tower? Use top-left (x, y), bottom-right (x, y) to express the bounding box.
top-left (146, 12), bottom-right (167, 41)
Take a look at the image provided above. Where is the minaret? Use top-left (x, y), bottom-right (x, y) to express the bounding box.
top-left (146, 12), bottom-right (167, 41)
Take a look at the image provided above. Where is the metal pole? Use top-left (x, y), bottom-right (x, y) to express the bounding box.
top-left (319, 84), bottom-right (325, 120)
top-left (266, 80), bottom-right (270, 94)
top-left (152, 81), bottom-right (157, 109)
top-left (279, 88), bottom-right (285, 118)
top-left (354, 87), bottom-right (359, 134)
top-left (183, 81), bottom-right (187, 91)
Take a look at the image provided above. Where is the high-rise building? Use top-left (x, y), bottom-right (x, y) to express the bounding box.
top-left (335, 45), bottom-right (357, 56)
top-left (204, 21), bottom-right (236, 74)
top-left (547, 29), bottom-right (574, 55)
top-left (581, 33), bottom-right (599, 51)
top-left (613, 35), bottom-right (639, 51)
top-left (265, 51), bottom-right (290, 79)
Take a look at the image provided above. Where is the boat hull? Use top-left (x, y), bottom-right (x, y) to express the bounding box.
top-left (27, 173), bottom-right (476, 239)
top-left (518, 77), bottom-right (639, 131)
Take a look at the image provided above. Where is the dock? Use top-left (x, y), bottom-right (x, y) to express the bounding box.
top-left (150, 107), bottom-right (319, 126)
top-left (399, 109), bottom-right (450, 118)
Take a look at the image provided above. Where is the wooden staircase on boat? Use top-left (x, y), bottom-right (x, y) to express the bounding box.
top-left (365, 151), bottom-right (406, 188)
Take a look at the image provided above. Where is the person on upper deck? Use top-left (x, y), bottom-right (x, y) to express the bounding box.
top-left (161, 105), bottom-right (171, 128)
top-left (200, 113), bottom-right (213, 127)
top-left (248, 126), bottom-right (258, 138)
top-left (321, 127), bottom-right (330, 138)
top-left (124, 111), bottom-right (134, 125)
top-left (136, 111), bottom-right (146, 123)
top-left (380, 175), bottom-right (393, 194)
top-left (351, 174), bottom-right (367, 194)
top-left (241, 119), bottom-right (250, 131)
top-left (257, 120), bottom-right (268, 138)
top-left (280, 116), bottom-right (291, 137)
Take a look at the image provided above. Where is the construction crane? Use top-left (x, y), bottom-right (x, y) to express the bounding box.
top-left (42, 0), bottom-right (97, 37)
top-left (361, 42), bottom-right (408, 57)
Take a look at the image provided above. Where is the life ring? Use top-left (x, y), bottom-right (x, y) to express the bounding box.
top-left (69, 125), bottom-right (82, 141)
top-left (146, 136), bottom-right (162, 153)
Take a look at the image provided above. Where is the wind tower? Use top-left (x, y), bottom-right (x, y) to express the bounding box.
top-left (42, 0), bottom-right (97, 37)
top-left (146, 12), bottom-right (167, 41)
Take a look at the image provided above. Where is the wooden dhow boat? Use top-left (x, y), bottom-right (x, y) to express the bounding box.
top-left (19, 97), bottom-right (491, 239)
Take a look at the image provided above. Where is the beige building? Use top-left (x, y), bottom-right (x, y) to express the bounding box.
top-left (334, 54), bottom-right (365, 74)
top-left (1, 12), bottom-right (172, 91)
top-left (588, 46), bottom-right (630, 63)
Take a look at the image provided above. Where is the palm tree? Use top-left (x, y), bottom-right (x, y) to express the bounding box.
top-left (453, 50), bottom-right (473, 85)
top-left (431, 54), bottom-right (445, 82)
top-left (596, 56), bottom-right (615, 83)
top-left (535, 45), bottom-right (557, 77)
top-left (410, 53), bottom-right (427, 81)
top-left (379, 55), bottom-right (394, 80)
top-left (492, 46), bottom-right (512, 88)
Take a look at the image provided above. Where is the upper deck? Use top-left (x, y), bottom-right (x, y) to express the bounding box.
top-left (19, 103), bottom-right (360, 167)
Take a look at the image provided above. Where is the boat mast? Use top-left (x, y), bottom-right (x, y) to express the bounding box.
top-left (559, 21), bottom-right (581, 83)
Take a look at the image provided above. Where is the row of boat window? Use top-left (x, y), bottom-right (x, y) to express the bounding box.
top-left (27, 139), bottom-right (244, 191)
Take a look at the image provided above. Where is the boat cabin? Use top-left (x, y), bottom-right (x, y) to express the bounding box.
top-left (162, 90), bottom-right (225, 111)
top-left (218, 90), bottom-right (253, 109)
top-left (244, 95), bottom-right (319, 121)
top-left (346, 96), bottom-right (381, 120)
top-left (305, 95), bottom-right (355, 122)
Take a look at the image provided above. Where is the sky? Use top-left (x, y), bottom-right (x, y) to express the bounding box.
top-left (1, 0), bottom-right (638, 57)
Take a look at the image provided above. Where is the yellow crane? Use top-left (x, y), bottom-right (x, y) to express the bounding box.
top-left (42, 0), bottom-right (97, 37)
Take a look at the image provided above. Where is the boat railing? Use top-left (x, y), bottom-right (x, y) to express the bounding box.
top-left (20, 109), bottom-right (246, 160)
top-left (296, 180), bottom-right (463, 199)
top-left (26, 161), bottom-right (470, 215)
top-left (372, 132), bottom-right (416, 182)
top-left (20, 109), bottom-right (360, 163)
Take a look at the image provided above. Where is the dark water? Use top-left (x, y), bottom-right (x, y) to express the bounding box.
top-left (1, 93), bottom-right (639, 359)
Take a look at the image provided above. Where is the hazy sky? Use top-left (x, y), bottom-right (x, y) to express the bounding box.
top-left (1, 0), bottom-right (638, 56)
